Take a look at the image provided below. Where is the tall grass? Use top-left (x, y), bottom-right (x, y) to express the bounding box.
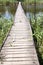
top-left (30, 14), bottom-right (43, 64)
top-left (0, 16), bottom-right (13, 46)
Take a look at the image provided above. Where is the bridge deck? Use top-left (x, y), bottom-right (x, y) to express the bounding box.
top-left (0, 2), bottom-right (39, 65)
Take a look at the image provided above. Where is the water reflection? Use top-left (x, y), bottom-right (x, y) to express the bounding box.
top-left (36, 12), bottom-right (43, 17)
top-left (0, 3), bottom-right (43, 20)
top-left (4, 10), bottom-right (11, 19)
top-left (26, 12), bottom-right (30, 19)
top-left (26, 12), bottom-right (43, 19)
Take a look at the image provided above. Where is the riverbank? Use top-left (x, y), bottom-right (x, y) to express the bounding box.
top-left (22, 3), bottom-right (43, 13)
top-left (0, 2), bottom-right (43, 14)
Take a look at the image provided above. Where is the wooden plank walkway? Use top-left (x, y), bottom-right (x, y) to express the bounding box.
top-left (0, 2), bottom-right (39, 65)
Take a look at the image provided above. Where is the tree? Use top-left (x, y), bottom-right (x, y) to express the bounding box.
top-left (17, 0), bottom-right (24, 2)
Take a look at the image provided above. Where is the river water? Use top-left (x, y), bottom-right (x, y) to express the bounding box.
top-left (0, 3), bottom-right (43, 19)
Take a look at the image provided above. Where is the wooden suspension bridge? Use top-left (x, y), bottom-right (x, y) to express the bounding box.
top-left (0, 2), bottom-right (39, 65)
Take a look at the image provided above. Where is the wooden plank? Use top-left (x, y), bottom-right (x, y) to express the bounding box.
top-left (0, 2), bottom-right (39, 65)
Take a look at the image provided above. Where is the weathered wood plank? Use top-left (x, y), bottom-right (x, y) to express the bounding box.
top-left (0, 2), bottom-right (39, 65)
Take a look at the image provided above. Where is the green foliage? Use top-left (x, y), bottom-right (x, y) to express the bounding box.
top-left (0, 17), bottom-right (13, 46)
top-left (23, 0), bottom-right (43, 4)
top-left (30, 14), bottom-right (43, 64)
top-left (0, 0), bottom-right (17, 3)
top-left (0, 0), bottom-right (43, 3)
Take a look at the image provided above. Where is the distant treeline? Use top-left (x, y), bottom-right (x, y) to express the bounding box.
top-left (0, 0), bottom-right (43, 3)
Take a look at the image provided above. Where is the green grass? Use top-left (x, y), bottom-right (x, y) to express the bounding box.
top-left (0, 16), bottom-right (13, 46)
top-left (30, 14), bottom-right (43, 64)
